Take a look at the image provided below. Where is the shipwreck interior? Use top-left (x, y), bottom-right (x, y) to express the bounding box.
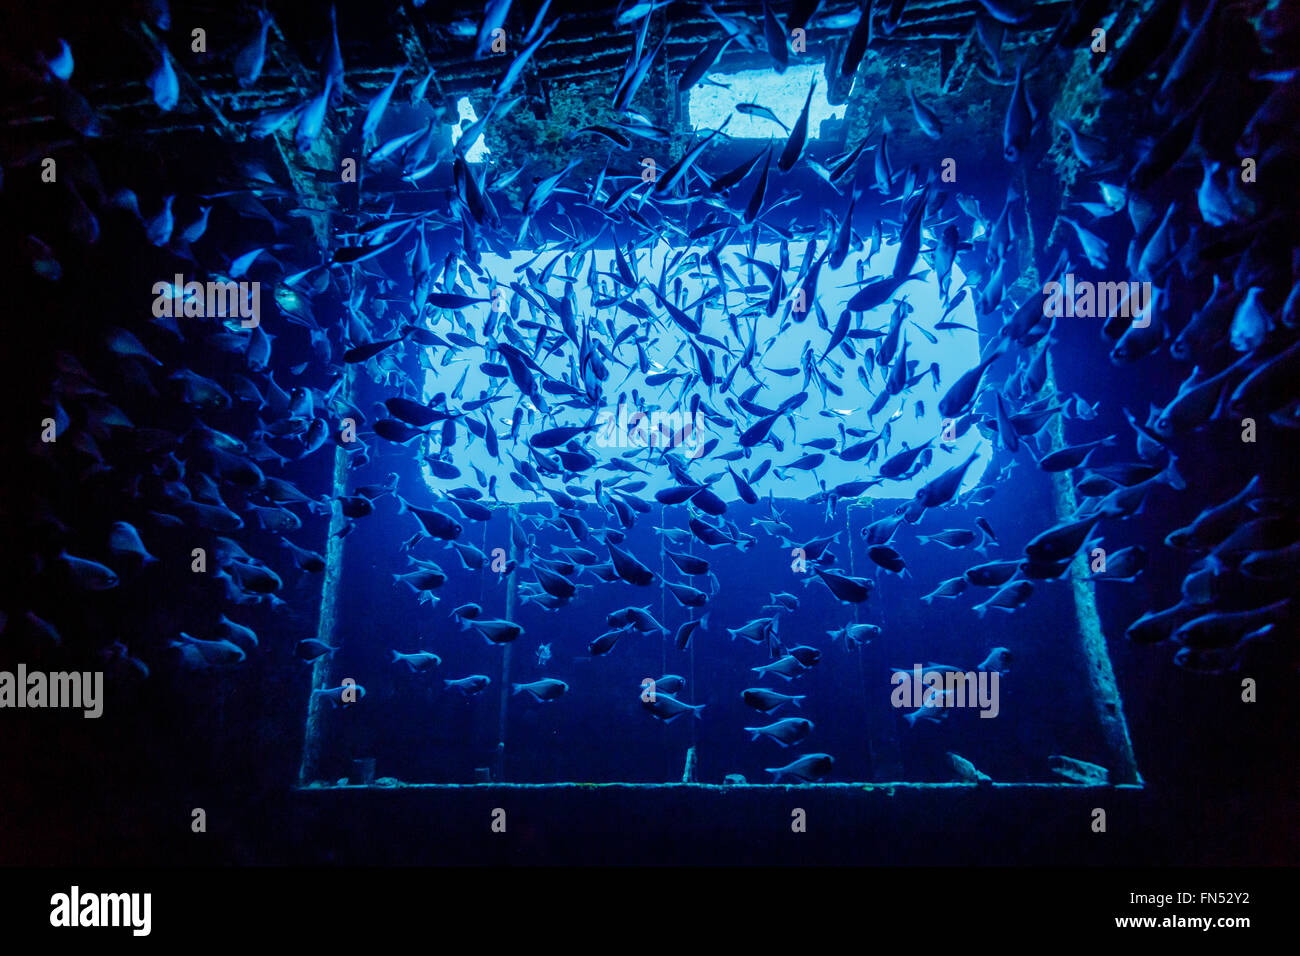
top-left (0, 0), bottom-right (1295, 866)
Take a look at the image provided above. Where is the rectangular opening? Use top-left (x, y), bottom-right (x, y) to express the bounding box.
top-left (299, 235), bottom-right (1138, 790)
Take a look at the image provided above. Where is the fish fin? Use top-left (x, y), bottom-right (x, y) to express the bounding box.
top-left (391, 649), bottom-right (401, 663)
top-left (1162, 456), bottom-right (1186, 490)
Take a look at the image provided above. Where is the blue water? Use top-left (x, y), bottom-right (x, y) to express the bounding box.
top-left (322, 473), bottom-right (1105, 785)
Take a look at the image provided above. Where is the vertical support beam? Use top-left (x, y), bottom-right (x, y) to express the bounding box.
top-left (297, 365), bottom-right (356, 785)
top-left (687, 513), bottom-right (697, 756)
top-left (495, 506), bottom-right (519, 782)
top-left (659, 508), bottom-right (670, 780)
top-left (1045, 356), bottom-right (1142, 785)
top-left (848, 501), bottom-right (902, 781)
top-left (682, 746), bottom-right (697, 783)
top-left (1023, 130), bottom-right (1143, 786)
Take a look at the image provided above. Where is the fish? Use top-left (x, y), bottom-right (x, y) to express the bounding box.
top-left (512, 678), bottom-right (569, 701)
top-left (445, 675), bottom-right (492, 695)
top-left (1037, 436), bottom-right (1116, 472)
top-left (752, 655), bottom-right (806, 681)
top-left (675, 619), bottom-right (704, 650)
top-left (915, 450), bottom-right (980, 509)
top-left (234, 9), bottom-right (274, 88)
top-left (1023, 513), bottom-right (1102, 563)
top-left (295, 640), bottom-right (336, 662)
top-left (828, 623), bottom-right (882, 646)
top-left (1002, 62), bottom-right (1033, 161)
top-left (766, 753), bottom-right (834, 783)
top-left (735, 103), bottom-right (789, 132)
top-left (964, 559), bottom-right (1022, 587)
top-left (938, 347), bottom-right (1005, 419)
top-left (469, 619), bottom-right (524, 644)
top-left (148, 42), bottom-right (179, 112)
top-left (1089, 545), bottom-right (1147, 582)
top-left (641, 692), bottom-right (704, 722)
top-left (742, 688), bottom-right (806, 713)
top-left (778, 78), bottom-right (816, 173)
top-left (396, 497), bottom-right (463, 540)
top-left (1058, 119), bottom-right (1106, 167)
top-left (58, 551), bottom-right (119, 590)
top-left (761, 0), bottom-right (789, 72)
top-left (474, 0), bottom-right (513, 59)
top-left (9, 0), bottom-right (1300, 808)
top-left (868, 545), bottom-right (907, 574)
top-left (745, 717), bottom-right (813, 746)
top-left (948, 752), bottom-right (992, 785)
top-left (653, 675), bottom-right (686, 695)
top-left (974, 579), bottom-right (1033, 617)
top-left (392, 650), bottom-right (442, 672)
top-left (917, 529), bottom-right (977, 549)
top-left (172, 633), bottom-right (246, 669)
top-left (680, 37), bottom-right (732, 93)
top-left (810, 566), bottom-right (874, 604)
top-left (1049, 756), bottom-right (1108, 785)
top-left (607, 540), bottom-right (656, 585)
top-left (921, 577), bottom-right (968, 603)
top-left (907, 84), bottom-right (942, 139)
top-left (609, 605), bottom-right (667, 634)
top-left (108, 521), bottom-right (157, 565)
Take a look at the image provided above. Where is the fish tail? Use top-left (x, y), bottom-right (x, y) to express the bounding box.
top-left (792, 696), bottom-right (805, 709)
top-left (391, 650), bottom-right (402, 663)
top-left (1162, 456), bottom-right (1186, 490)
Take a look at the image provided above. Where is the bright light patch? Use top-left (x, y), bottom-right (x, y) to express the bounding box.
top-left (688, 64), bottom-right (846, 140)
top-left (449, 97), bottom-right (489, 163)
top-left (419, 241), bottom-right (987, 505)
